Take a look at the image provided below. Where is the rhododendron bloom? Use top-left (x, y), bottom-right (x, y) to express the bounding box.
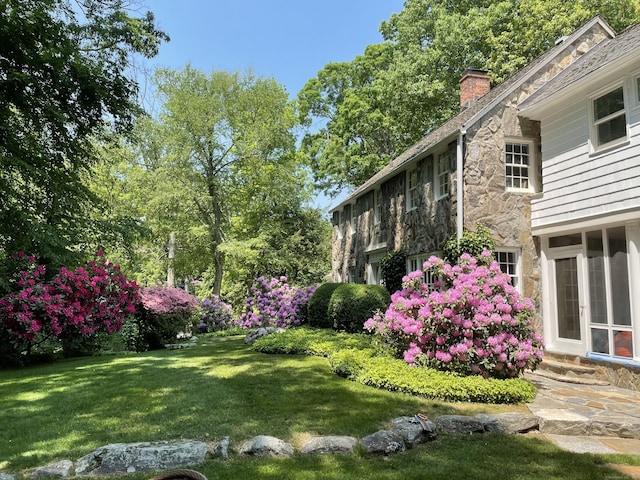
top-left (365, 252), bottom-right (544, 379)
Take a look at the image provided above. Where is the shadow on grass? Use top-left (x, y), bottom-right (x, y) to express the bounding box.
top-left (1, 337), bottom-right (522, 471)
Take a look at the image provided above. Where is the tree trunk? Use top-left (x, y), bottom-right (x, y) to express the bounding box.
top-left (167, 231), bottom-right (176, 288)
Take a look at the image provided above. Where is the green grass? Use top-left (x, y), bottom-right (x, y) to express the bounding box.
top-left (0, 335), bottom-right (637, 479)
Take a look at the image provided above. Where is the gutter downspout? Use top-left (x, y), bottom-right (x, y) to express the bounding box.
top-left (456, 130), bottom-right (465, 240)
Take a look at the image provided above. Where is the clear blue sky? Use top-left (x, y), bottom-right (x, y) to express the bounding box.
top-left (143, 1), bottom-right (406, 209)
top-left (146, 0), bottom-right (405, 98)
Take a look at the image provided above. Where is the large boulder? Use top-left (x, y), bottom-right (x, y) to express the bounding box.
top-left (300, 436), bottom-right (357, 455)
top-left (476, 413), bottom-right (539, 434)
top-left (359, 430), bottom-right (406, 455)
top-left (75, 441), bottom-right (208, 475)
top-left (238, 436), bottom-right (293, 457)
top-left (434, 415), bottom-right (486, 435)
top-left (389, 416), bottom-right (437, 447)
top-left (29, 460), bottom-right (74, 478)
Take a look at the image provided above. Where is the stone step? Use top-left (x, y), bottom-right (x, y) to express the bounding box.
top-left (533, 368), bottom-right (610, 386)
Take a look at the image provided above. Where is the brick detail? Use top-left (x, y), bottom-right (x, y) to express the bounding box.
top-left (459, 69), bottom-right (490, 109)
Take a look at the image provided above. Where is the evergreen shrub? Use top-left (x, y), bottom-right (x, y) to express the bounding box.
top-left (307, 282), bottom-right (342, 328)
top-left (328, 284), bottom-right (391, 333)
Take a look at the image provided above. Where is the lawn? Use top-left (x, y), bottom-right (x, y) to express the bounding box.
top-left (0, 335), bottom-right (637, 479)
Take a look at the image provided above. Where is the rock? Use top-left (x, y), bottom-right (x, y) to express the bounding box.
top-left (476, 413), bottom-right (539, 434)
top-left (359, 430), bottom-right (406, 455)
top-left (244, 327), bottom-right (285, 345)
top-left (389, 416), bottom-right (437, 447)
top-left (535, 409), bottom-right (590, 436)
top-left (0, 473), bottom-right (15, 480)
top-left (29, 460), bottom-right (74, 478)
top-left (434, 415), bottom-right (486, 435)
top-left (238, 436), bottom-right (293, 457)
top-left (212, 436), bottom-right (230, 460)
top-left (300, 436), bottom-right (357, 455)
top-left (75, 441), bottom-right (208, 475)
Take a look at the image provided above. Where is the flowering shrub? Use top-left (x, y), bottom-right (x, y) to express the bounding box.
top-left (199, 295), bottom-right (234, 332)
top-left (136, 286), bottom-right (200, 350)
top-left (365, 251), bottom-right (544, 379)
top-left (236, 276), bottom-right (317, 329)
top-left (0, 252), bottom-right (139, 363)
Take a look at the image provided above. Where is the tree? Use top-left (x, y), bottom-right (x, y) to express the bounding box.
top-left (144, 66), bottom-right (303, 295)
top-left (298, 0), bottom-right (640, 193)
top-left (0, 0), bottom-right (168, 267)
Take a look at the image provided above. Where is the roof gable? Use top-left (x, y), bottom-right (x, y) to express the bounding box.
top-left (333, 15), bottom-right (615, 211)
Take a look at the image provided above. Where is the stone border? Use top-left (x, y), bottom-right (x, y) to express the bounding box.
top-left (3, 413), bottom-right (541, 479)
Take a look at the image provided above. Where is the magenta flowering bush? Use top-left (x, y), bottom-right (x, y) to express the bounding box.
top-left (0, 252), bottom-right (139, 362)
top-left (236, 276), bottom-right (317, 329)
top-left (199, 295), bottom-right (234, 332)
top-left (138, 286), bottom-right (200, 316)
top-left (365, 251), bottom-right (544, 379)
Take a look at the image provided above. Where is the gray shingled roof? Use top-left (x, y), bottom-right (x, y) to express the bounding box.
top-left (519, 21), bottom-right (640, 113)
top-left (334, 15), bottom-right (614, 210)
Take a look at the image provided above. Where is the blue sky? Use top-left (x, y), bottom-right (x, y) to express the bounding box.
top-left (147, 0), bottom-right (405, 98)
top-left (143, 0), bottom-right (406, 209)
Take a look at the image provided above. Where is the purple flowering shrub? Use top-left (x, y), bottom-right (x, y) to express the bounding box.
top-left (199, 295), bottom-right (234, 332)
top-left (236, 276), bottom-right (317, 329)
top-left (137, 286), bottom-right (200, 350)
top-left (365, 251), bottom-right (544, 379)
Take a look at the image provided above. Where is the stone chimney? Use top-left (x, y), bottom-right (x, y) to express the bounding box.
top-left (459, 68), bottom-right (490, 110)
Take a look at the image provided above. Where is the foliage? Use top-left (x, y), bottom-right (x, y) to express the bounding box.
top-left (366, 252), bottom-right (544, 379)
top-left (136, 286), bottom-right (200, 350)
top-left (442, 223), bottom-right (495, 263)
top-left (0, 0), bottom-right (167, 267)
top-left (253, 327), bottom-right (537, 404)
top-left (0, 252), bottom-right (139, 365)
top-left (198, 295), bottom-right (234, 333)
top-left (307, 282), bottom-right (343, 329)
top-left (328, 348), bottom-right (536, 404)
top-left (328, 284), bottom-right (391, 333)
top-left (298, 0), bottom-right (640, 192)
top-left (380, 250), bottom-right (407, 294)
top-left (143, 67), bottom-right (301, 295)
top-left (253, 327), bottom-right (373, 357)
top-left (236, 277), bottom-right (317, 329)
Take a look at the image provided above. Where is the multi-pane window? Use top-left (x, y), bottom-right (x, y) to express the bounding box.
top-left (593, 86), bottom-right (627, 148)
top-left (505, 142), bottom-right (531, 190)
top-left (407, 169), bottom-right (419, 210)
top-left (436, 152), bottom-right (449, 198)
top-left (374, 189), bottom-right (382, 225)
top-left (408, 255), bottom-right (438, 291)
top-left (495, 250), bottom-right (520, 290)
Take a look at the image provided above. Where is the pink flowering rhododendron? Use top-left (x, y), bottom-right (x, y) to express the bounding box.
top-left (236, 276), bottom-right (317, 329)
top-left (365, 251), bottom-right (544, 379)
top-left (0, 252), bottom-right (139, 346)
top-left (138, 286), bottom-right (200, 317)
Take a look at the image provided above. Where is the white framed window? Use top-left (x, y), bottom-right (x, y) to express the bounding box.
top-left (407, 169), bottom-right (419, 211)
top-left (505, 140), bottom-right (535, 192)
top-left (408, 255), bottom-right (438, 291)
top-left (495, 249), bottom-right (521, 291)
top-left (436, 151), bottom-right (450, 199)
top-left (374, 188), bottom-right (382, 225)
top-left (591, 85), bottom-right (627, 150)
top-left (348, 266), bottom-right (356, 283)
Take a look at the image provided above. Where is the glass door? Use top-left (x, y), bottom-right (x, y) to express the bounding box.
top-left (549, 247), bottom-right (587, 355)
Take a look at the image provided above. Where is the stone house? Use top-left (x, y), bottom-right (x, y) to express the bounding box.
top-left (331, 16), bottom-right (640, 382)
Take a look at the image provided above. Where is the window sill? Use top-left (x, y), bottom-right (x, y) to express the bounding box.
top-left (589, 138), bottom-right (630, 157)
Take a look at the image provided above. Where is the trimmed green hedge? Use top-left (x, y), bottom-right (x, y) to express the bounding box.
top-left (253, 327), bottom-right (537, 404)
top-left (328, 284), bottom-right (391, 333)
top-left (307, 282), bottom-right (342, 328)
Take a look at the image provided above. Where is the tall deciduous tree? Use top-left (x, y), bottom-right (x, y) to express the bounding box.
top-left (145, 66), bottom-right (303, 295)
top-left (0, 0), bottom-right (168, 267)
top-left (299, 0), bottom-right (640, 193)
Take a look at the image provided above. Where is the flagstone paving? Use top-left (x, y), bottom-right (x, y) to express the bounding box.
top-left (526, 372), bottom-right (640, 455)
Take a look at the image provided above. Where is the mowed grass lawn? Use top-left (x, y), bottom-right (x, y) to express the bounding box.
top-left (1, 336), bottom-right (637, 479)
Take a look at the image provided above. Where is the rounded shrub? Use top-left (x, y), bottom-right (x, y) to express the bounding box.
top-left (380, 250), bottom-right (406, 294)
top-left (328, 284), bottom-right (391, 333)
top-left (307, 282), bottom-right (343, 328)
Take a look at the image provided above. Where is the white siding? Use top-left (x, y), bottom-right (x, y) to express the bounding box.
top-left (531, 80), bottom-right (640, 230)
